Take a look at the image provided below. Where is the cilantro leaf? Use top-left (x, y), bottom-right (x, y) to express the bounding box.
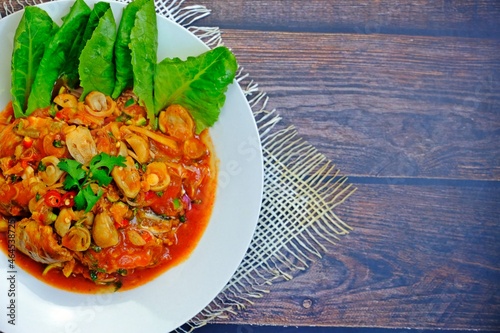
top-left (90, 152), bottom-right (126, 171)
top-left (74, 186), bottom-right (103, 212)
top-left (63, 176), bottom-right (82, 191)
top-left (58, 159), bottom-right (86, 182)
top-left (91, 168), bottom-right (113, 186)
top-left (58, 153), bottom-right (122, 212)
top-left (82, 186), bottom-right (103, 213)
top-left (74, 190), bottom-right (86, 211)
top-left (89, 153), bottom-right (126, 186)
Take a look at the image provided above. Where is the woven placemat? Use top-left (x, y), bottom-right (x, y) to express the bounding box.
top-left (0, 1), bottom-right (356, 332)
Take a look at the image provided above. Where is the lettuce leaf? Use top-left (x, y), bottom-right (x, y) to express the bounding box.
top-left (154, 46), bottom-right (237, 133)
top-left (130, 0), bottom-right (157, 125)
top-left (79, 7), bottom-right (117, 98)
top-left (10, 7), bottom-right (56, 118)
top-left (26, 0), bottom-right (91, 115)
top-left (112, 0), bottom-right (149, 99)
top-left (62, 1), bottom-right (111, 88)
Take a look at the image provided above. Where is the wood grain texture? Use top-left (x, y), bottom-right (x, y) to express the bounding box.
top-left (215, 184), bottom-right (500, 330)
top-left (220, 30), bottom-right (500, 180)
top-left (195, 0), bottom-right (500, 37)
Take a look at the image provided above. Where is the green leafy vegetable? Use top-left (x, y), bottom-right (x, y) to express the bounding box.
top-left (153, 46), bottom-right (237, 133)
top-left (130, 0), bottom-right (158, 125)
top-left (10, 0), bottom-right (238, 135)
top-left (89, 153), bottom-right (127, 186)
top-left (62, 1), bottom-right (111, 88)
top-left (172, 198), bottom-right (181, 210)
top-left (79, 7), bottom-right (117, 99)
top-left (89, 269), bottom-right (98, 281)
top-left (75, 186), bottom-right (103, 213)
top-left (10, 7), bottom-right (56, 118)
top-left (112, 0), bottom-right (149, 98)
top-left (26, 0), bottom-right (91, 115)
top-left (58, 158), bottom-right (86, 189)
top-left (58, 152), bottom-right (126, 212)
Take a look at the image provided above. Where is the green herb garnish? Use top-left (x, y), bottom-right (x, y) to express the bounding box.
top-left (172, 198), bottom-right (181, 210)
top-left (37, 162), bottom-right (46, 172)
top-left (124, 98), bottom-right (135, 107)
top-left (90, 244), bottom-right (102, 253)
top-left (89, 269), bottom-right (98, 281)
top-left (52, 139), bottom-right (64, 148)
top-left (58, 152), bottom-right (126, 212)
top-left (10, 6), bottom-right (56, 118)
top-left (153, 46), bottom-right (237, 133)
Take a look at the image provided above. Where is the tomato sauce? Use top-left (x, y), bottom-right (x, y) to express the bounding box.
top-left (0, 96), bottom-right (219, 294)
top-left (0, 165), bottom-right (216, 293)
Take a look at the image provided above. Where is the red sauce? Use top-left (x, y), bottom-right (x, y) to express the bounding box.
top-left (0, 168), bottom-right (216, 293)
top-left (0, 99), bottom-right (218, 294)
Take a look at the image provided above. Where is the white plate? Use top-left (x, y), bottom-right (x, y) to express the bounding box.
top-left (0, 1), bottom-right (263, 332)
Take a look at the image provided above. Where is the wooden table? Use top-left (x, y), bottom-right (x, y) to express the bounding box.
top-left (192, 0), bottom-right (500, 331)
top-left (1, 0), bottom-right (498, 332)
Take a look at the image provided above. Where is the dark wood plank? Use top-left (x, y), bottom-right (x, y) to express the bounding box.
top-left (195, 0), bottom-right (500, 38)
top-left (215, 183), bottom-right (500, 330)
top-left (221, 30), bottom-right (500, 180)
top-left (1, 1), bottom-right (500, 37)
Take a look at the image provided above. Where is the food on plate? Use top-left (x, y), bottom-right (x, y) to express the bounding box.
top-left (0, 0), bottom-right (237, 292)
top-left (0, 91), bottom-right (215, 291)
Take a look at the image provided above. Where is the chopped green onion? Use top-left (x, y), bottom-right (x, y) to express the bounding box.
top-left (48, 212), bottom-right (58, 223)
top-left (89, 270), bottom-right (98, 281)
top-left (53, 139), bottom-right (64, 148)
top-left (124, 98), bottom-right (135, 108)
top-left (90, 244), bottom-right (102, 253)
top-left (38, 162), bottom-right (46, 172)
top-left (173, 198), bottom-right (181, 210)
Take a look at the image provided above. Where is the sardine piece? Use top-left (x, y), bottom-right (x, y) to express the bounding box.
top-left (16, 218), bottom-right (72, 264)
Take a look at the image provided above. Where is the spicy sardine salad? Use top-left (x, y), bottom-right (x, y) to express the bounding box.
top-left (0, 0), bottom-right (237, 292)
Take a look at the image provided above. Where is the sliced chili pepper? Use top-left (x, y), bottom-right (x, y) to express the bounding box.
top-left (61, 191), bottom-right (77, 208)
top-left (21, 160), bottom-right (29, 169)
top-left (140, 231), bottom-right (153, 242)
top-left (144, 190), bottom-right (158, 202)
top-left (44, 190), bottom-right (62, 208)
top-left (22, 136), bottom-right (33, 148)
top-left (114, 219), bottom-right (130, 229)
